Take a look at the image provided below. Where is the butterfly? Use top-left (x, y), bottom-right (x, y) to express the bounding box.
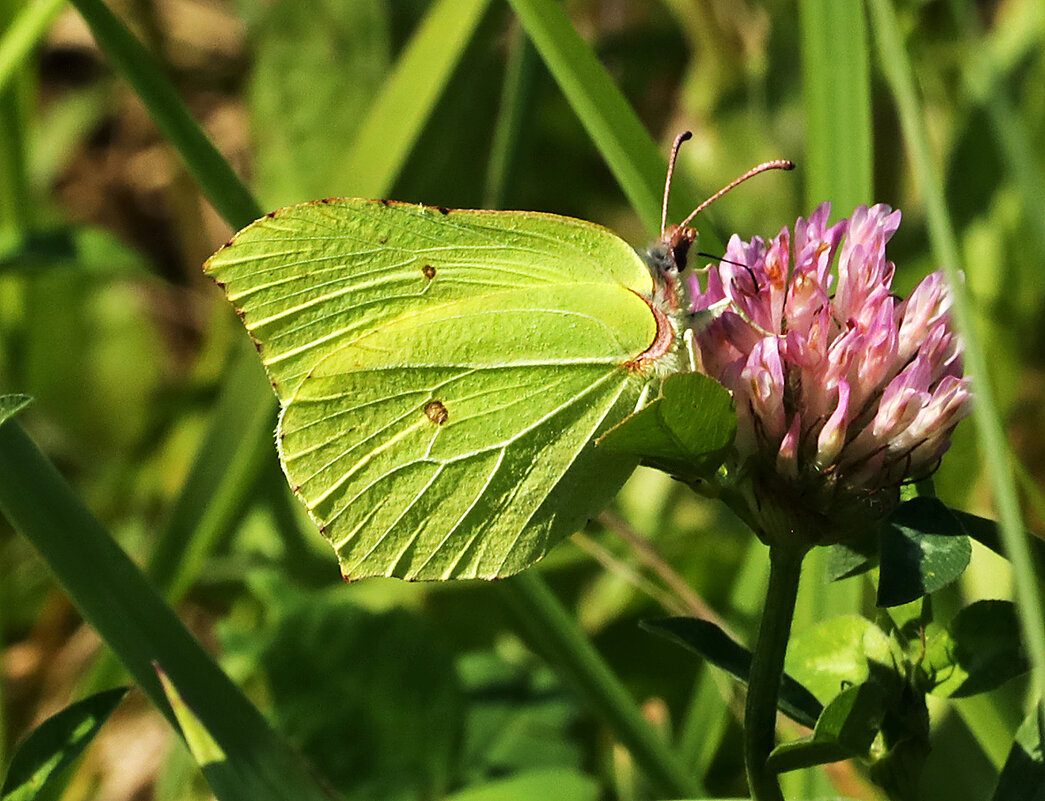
top-left (204, 133), bottom-right (792, 581)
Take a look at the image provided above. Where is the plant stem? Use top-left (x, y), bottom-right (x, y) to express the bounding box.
top-left (744, 543), bottom-right (807, 801)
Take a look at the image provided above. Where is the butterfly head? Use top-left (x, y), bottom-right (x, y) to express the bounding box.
top-left (646, 223), bottom-right (697, 312)
top-left (651, 131), bottom-right (794, 313)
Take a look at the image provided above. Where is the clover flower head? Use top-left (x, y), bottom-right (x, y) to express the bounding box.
top-left (687, 203), bottom-right (973, 544)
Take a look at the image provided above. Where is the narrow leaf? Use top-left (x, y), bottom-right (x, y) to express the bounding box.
top-left (799, 0), bottom-right (872, 212)
top-left (0, 687), bottom-right (128, 801)
top-left (0, 0), bottom-right (65, 99)
top-left (156, 667), bottom-right (225, 768)
top-left (642, 617), bottom-right (823, 729)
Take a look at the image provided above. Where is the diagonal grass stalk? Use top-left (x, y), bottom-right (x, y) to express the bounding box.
top-left (339, 0), bottom-right (493, 199)
top-left (867, 0), bottom-right (1045, 718)
top-left (69, 0), bottom-right (261, 228)
top-left (0, 0), bottom-right (64, 100)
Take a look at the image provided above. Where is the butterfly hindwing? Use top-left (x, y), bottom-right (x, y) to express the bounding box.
top-left (206, 199), bottom-right (662, 579)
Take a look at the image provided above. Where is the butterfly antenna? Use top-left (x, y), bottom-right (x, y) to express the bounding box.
top-left (662, 131), bottom-right (693, 237)
top-left (676, 159), bottom-right (795, 232)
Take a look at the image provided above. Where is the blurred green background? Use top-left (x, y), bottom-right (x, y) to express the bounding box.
top-left (0, 0), bottom-right (1042, 799)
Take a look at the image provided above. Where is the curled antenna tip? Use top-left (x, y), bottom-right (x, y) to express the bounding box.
top-left (662, 132), bottom-right (695, 236)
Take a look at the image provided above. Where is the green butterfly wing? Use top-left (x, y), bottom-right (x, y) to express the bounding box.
top-left (205, 199), bottom-right (666, 580)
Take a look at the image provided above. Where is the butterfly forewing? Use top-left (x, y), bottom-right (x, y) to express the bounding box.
top-left (206, 199), bottom-right (662, 579)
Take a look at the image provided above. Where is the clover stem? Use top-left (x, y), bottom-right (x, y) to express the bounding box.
top-left (744, 543), bottom-right (808, 801)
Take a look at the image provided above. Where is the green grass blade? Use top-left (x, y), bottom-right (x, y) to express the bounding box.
top-left (0, 687), bottom-right (128, 801)
top-left (678, 662), bottom-right (732, 777)
top-left (339, 0), bottom-right (493, 199)
top-left (949, 1), bottom-right (1045, 277)
top-left (156, 668), bottom-right (227, 772)
top-left (867, 0), bottom-right (1045, 709)
top-left (0, 419), bottom-right (334, 801)
top-left (66, 0), bottom-right (261, 228)
top-left (483, 24), bottom-right (537, 209)
top-left (0, 0), bottom-right (30, 234)
top-left (0, 0), bottom-right (64, 100)
top-left (798, 0), bottom-right (873, 212)
top-left (504, 0), bottom-right (716, 246)
top-left (498, 571), bottom-right (703, 798)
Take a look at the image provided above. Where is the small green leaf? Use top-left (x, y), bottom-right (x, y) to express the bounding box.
top-left (924, 600), bottom-right (1030, 698)
top-left (642, 617), bottom-right (822, 729)
top-left (0, 395), bottom-right (31, 425)
top-left (877, 497), bottom-right (971, 607)
top-left (598, 372), bottom-right (735, 481)
top-left (785, 615), bottom-right (899, 706)
top-left (990, 703), bottom-right (1045, 801)
top-left (0, 687), bottom-right (129, 801)
top-left (766, 681), bottom-right (888, 774)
